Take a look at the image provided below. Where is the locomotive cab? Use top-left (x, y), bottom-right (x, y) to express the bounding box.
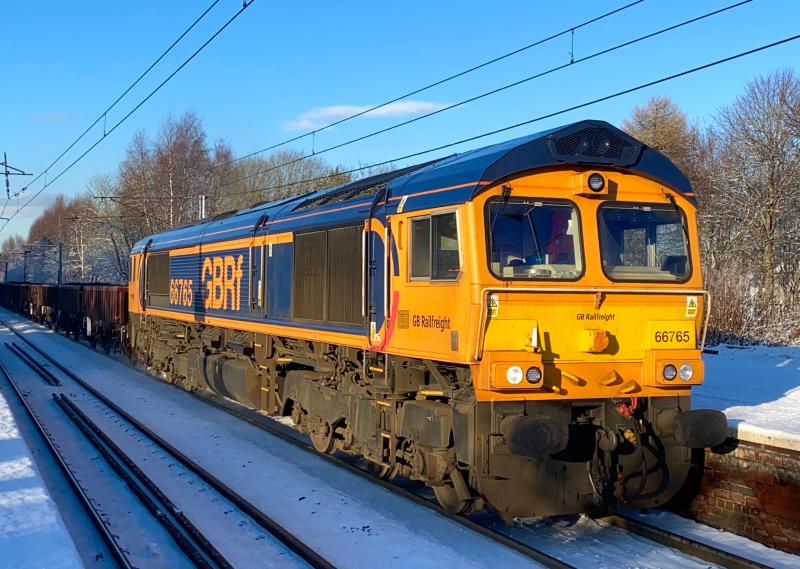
top-left (456, 167), bottom-right (726, 517)
top-left (383, 124), bottom-right (727, 517)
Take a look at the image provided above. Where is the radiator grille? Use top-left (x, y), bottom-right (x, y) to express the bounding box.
top-left (327, 226), bottom-right (362, 325)
top-left (293, 231), bottom-right (325, 320)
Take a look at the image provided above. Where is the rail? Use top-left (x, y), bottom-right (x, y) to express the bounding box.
top-left (2, 330), bottom-right (335, 569)
top-left (5, 314), bottom-right (776, 569)
top-left (4, 341), bottom-right (61, 385)
top-left (53, 392), bottom-right (231, 569)
top-left (0, 359), bottom-right (133, 569)
top-left (601, 514), bottom-right (773, 569)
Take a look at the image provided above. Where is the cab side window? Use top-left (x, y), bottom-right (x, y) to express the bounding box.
top-left (411, 218), bottom-right (431, 278)
top-left (410, 212), bottom-right (460, 281)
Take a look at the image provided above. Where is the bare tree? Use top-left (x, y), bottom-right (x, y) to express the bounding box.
top-left (112, 112), bottom-right (216, 237)
top-left (623, 95), bottom-right (701, 170)
top-left (712, 69), bottom-right (800, 335)
top-left (214, 149), bottom-right (352, 212)
top-left (0, 234), bottom-right (26, 281)
top-left (622, 95), bottom-right (716, 212)
top-left (152, 111), bottom-right (211, 226)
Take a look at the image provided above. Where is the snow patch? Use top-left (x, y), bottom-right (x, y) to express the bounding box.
top-left (0, 457), bottom-right (35, 483)
top-left (0, 388), bottom-right (83, 568)
top-left (0, 487), bottom-right (54, 537)
top-left (697, 344), bottom-right (800, 447)
top-left (624, 509), bottom-right (800, 569)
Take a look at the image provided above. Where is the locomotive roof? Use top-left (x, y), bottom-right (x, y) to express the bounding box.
top-left (133, 119), bottom-right (691, 253)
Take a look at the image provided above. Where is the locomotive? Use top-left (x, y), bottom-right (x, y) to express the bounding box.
top-left (3, 120), bottom-right (729, 520)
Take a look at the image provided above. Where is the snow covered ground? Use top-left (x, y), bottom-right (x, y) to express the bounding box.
top-left (697, 344), bottom-right (800, 449)
top-left (0, 389), bottom-right (84, 569)
top-left (0, 311), bottom-right (544, 569)
top-left (623, 509), bottom-right (800, 569)
top-left (2, 308), bottom-right (799, 568)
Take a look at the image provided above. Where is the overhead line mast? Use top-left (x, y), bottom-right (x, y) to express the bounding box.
top-left (0, 153), bottom-right (32, 225)
top-left (1, 153), bottom-right (31, 199)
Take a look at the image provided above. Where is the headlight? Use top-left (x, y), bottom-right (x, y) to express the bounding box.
top-left (663, 364), bottom-right (677, 381)
top-left (506, 366), bottom-right (523, 385)
top-left (588, 172), bottom-right (605, 192)
top-left (678, 363), bottom-right (694, 381)
top-left (525, 366), bottom-right (542, 384)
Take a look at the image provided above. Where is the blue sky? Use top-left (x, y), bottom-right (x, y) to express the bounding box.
top-left (0, 0), bottom-right (798, 238)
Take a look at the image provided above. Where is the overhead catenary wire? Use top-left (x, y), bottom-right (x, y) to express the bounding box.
top-left (220, 32), bottom-right (800, 200)
top-left (0, 0), bottom-right (256, 235)
top-left (0, 0), bottom-right (221, 222)
top-left (16, 1), bottom-right (222, 198)
top-left (213, 0), bottom-right (649, 169)
top-left (216, 0), bottom-right (755, 191)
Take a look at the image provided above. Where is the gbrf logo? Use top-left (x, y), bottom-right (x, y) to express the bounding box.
top-left (202, 255), bottom-right (245, 310)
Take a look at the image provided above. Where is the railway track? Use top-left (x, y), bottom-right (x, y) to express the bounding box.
top-left (0, 335), bottom-right (332, 569)
top-left (0, 359), bottom-right (132, 569)
top-left (601, 514), bottom-right (774, 569)
top-left (0, 316), bottom-right (780, 569)
top-left (195, 390), bottom-right (777, 569)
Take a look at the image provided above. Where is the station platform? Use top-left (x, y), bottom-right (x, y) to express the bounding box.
top-left (0, 388), bottom-right (83, 569)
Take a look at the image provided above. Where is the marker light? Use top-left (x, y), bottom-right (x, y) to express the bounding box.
top-left (526, 366), bottom-right (543, 384)
top-left (663, 364), bottom-right (677, 381)
top-left (596, 135), bottom-right (611, 156)
top-left (588, 173), bottom-right (605, 192)
top-left (506, 366), bottom-right (524, 385)
top-left (678, 363), bottom-right (694, 381)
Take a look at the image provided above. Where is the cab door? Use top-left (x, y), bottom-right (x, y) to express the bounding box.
top-left (248, 214), bottom-right (267, 316)
top-left (367, 194), bottom-right (391, 348)
top-left (384, 207), bottom-right (469, 360)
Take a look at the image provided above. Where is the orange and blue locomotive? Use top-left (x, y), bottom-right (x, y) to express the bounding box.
top-left (122, 119), bottom-right (727, 518)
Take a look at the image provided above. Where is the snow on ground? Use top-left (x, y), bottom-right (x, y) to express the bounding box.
top-left (475, 513), bottom-right (724, 569)
top-left (697, 344), bottom-right (800, 447)
top-left (623, 509), bottom-right (800, 569)
top-left (1, 326), bottom-right (216, 568)
top-left (0, 310), bottom-right (542, 569)
top-left (78, 392), bottom-right (309, 569)
top-left (4, 308), bottom-right (800, 568)
top-left (0, 389), bottom-right (83, 569)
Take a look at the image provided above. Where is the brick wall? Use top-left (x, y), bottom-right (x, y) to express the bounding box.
top-left (688, 439), bottom-right (800, 554)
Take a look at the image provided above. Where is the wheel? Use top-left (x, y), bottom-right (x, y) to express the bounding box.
top-left (432, 470), bottom-right (474, 514)
top-left (433, 484), bottom-right (471, 514)
top-left (365, 460), bottom-right (394, 480)
top-left (310, 421), bottom-right (336, 454)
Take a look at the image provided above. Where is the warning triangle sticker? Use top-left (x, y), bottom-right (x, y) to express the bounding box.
top-left (686, 296), bottom-right (698, 316)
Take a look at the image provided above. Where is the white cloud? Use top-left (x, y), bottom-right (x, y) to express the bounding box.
top-left (284, 100), bottom-right (448, 131)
